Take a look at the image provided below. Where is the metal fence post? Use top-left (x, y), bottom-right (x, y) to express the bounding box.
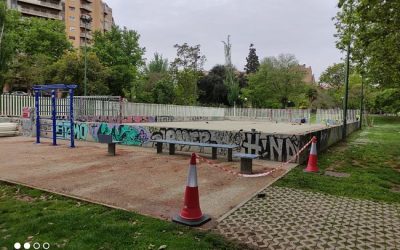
top-left (70, 89), bottom-right (75, 148)
top-left (51, 90), bottom-right (57, 146)
top-left (35, 91), bottom-right (40, 144)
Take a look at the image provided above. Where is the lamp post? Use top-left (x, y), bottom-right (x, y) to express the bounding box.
top-left (360, 73), bottom-right (364, 129)
top-left (80, 14), bottom-right (92, 96)
top-left (339, 0), bottom-right (354, 140)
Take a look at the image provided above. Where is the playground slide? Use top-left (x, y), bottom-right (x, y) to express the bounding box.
top-left (0, 123), bottom-right (19, 137)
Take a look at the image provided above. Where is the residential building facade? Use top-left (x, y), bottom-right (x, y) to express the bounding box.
top-left (6, 0), bottom-right (114, 48)
top-left (6, 0), bottom-right (63, 20)
top-left (299, 64), bottom-right (316, 85)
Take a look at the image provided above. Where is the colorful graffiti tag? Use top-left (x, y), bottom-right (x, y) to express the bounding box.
top-left (93, 123), bottom-right (150, 146)
top-left (55, 121), bottom-right (89, 140)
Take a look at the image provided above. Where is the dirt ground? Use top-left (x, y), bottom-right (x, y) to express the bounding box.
top-left (0, 136), bottom-right (297, 227)
top-left (137, 120), bottom-right (327, 134)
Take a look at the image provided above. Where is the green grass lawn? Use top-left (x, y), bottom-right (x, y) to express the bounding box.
top-left (276, 115), bottom-right (400, 203)
top-left (0, 183), bottom-right (242, 250)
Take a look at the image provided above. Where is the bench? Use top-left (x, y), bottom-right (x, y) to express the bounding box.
top-left (149, 139), bottom-right (240, 162)
top-left (233, 153), bottom-right (259, 174)
top-left (98, 134), bottom-right (122, 156)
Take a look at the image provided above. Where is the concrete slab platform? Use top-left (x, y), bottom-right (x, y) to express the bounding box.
top-left (0, 136), bottom-right (297, 227)
top-left (133, 120), bottom-right (327, 135)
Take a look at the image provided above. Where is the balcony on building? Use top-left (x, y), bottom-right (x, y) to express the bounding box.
top-left (18, 0), bottom-right (62, 11)
top-left (80, 3), bottom-right (92, 12)
top-left (80, 38), bottom-right (92, 46)
top-left (80, 31), bottom-right (92, 40)
top-left (18, 5), bottom-right (62, 19)
top-left (80, 20), bottom-right (92, 30)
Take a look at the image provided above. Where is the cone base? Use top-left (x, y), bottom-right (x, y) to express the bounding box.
top-left (304, 168), bottom-right (319, 173)
top-left (172, 214), bottom-right (211, 227)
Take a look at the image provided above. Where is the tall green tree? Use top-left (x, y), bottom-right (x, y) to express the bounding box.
top-left (144, 53), bottom-right (169, 90)
top-left (48, 51), bottom-right (109, 95)
top-left (319, 63), bottom-right (346, 90)
top-left (4, 54), bottom-right (52, 91)
top-left (170, 43), bottom-right (205, 105)
top-left (244, 43), bottom-right (260, 74)
top-left (135, 53), bottom-right (174, 104)
top-left (170, 43), bottom-right (205, 72)
top-left (335, 0), bottom-right (400, 88)
top-left (2, 13), bottom-right (71, 90)
top-left (197, 65), bottom-right (229, 105)
top-left (92, 26), bottom-right (144, 97)
top-left (19, 17), bottom-right (72, 59)
top-left (146, 53), bottom-right (168, 74)
top-left (374, 89), bottom-right (400, 114)
top-left (245, 54), bottom-right (305, 108)
top-left (0, 1), bottom-right (19, 88)
top-left (152, 78), bottom-right (175, 104)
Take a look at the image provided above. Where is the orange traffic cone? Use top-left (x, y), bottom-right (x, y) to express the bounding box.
top-left (172, 153), bottom-right (211, 227)
top-left (304, 136), bottom-right (319, 172)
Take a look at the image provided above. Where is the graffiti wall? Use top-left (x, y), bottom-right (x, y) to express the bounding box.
top-left (149, 128), bottom-right (300, 162)
top-left (298, 121), bottom-right (361, 163)
top-left (39, 120), bottom-right (151, 146)
top-left (16, 118), bottom-right (360, 164)
top-left (90, 123), bottom-right (150, 146)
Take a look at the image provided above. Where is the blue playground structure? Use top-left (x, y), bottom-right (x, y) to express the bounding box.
top-left (33, 84), bottom-right (77, 148)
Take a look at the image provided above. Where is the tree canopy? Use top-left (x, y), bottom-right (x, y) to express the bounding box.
top-left (245, 54), bottom-right (305, 108)
top-left (335, 0), bottom-right (400, 88)
top-left (170, 43), bottom-right (206, 105)
top-left (319, 63), bottom-right (346, 90)
top-left (92, 26), bottom-right (145, 96)
top-left (1, 7), bottom-right (71, 90)
top-left (197, 65), bottom-right (228, 105)
top-left (48, 51), bottom-right (109, 95)
top-left (244, 44), bottom-right (260, 74)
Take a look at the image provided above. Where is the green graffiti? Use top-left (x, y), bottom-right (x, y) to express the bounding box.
top-left (97, 123), bottom-right (149, 146)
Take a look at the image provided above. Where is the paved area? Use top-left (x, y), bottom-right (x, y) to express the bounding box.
top-left (217, 187), bottom-right (400, 249)
top-left (0, 136), bottom-right (297, 228)
top-left (138, 120), bottom-right (327, 134)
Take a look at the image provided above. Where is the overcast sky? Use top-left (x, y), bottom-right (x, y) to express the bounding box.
top-left (105, 0), bottom-right (343, 79)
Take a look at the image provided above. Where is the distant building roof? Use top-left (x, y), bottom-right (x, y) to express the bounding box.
top-left (299, 64), bottom-right (316, 85)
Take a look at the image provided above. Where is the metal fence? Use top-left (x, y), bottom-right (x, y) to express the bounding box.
top-left (316, 109), bottom-right (359, 124)
top-left (0, 95), bottom-right (35, 117)
top-left (74, 96), bottom-right (121, 121)
top-left (225, 108), bottom-right (310, 122)
top-left (0, 95), bottom-right (121, 121)
top-left (122, 102), bottom-right (225, 117)
top-left (0, 94), bottom-right (360, 124)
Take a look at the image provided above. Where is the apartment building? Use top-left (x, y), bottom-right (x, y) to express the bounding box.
top-left (299, 64), bottom-right (316, 85)
top-left (6, 0), bottom-right (114, 48)
top-left (64, 0), bottom-right (115, 47)
top-left (6, 0), bottom-right (63, 20)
